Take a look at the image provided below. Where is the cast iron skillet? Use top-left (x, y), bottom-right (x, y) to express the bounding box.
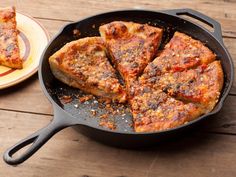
top-left (3, 9), bottom-right (234, 165)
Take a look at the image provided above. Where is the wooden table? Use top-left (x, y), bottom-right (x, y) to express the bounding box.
top-left (1, 0), bottom-right (236, 176)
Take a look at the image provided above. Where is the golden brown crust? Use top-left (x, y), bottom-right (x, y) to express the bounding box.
top-left (141, 31), bottom-right (216, 80)
top-left (0, 6), bottom-right (22, 69)
top-left (49, 37), bottom-right (126, 103)
top-left (99, 21), bottom-right (163, 83)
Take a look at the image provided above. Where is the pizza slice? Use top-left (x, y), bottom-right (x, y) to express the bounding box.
top-left (146, 61), bottom-right (224, 112)
top-left (141, 31), bottom-right (215, 82)
top-left (0, 6), bottom-right (22, 69)
top-left (129, 84), bottom-right (204, 132)
top-left (99, 21), bottom-right (163, 85)
top-left (49, 37), bottom-right (127, 103)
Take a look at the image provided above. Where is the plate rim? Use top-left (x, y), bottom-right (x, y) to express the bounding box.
top-left (0, 11), bottom-right (50, 89)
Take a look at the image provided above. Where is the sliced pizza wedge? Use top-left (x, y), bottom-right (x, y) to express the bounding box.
top-left (99, 21), bottom-right (163, 84)
top-left (49, 37), bottom-right (127, 103)
top-left (141, 31), bottom-right (216, 82)
top-left (0, 6), bottom-right (22, 69)
top-left (147, 61), bottom-right (224, 112)
top-left (129, 84), bottom-right (204, 132)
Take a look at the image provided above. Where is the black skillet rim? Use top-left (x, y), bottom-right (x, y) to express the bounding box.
top-left (38, 9), bottom-right (234, 135)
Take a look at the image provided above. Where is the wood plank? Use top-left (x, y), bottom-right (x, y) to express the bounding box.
top-left (204, 95), bottom-right (236, 134)
top-left (0, 110), bottom-right (236, 177)
top-left (2, 0), bottom-right (236, 38)
top-left (36, 19), bottom-right (69, 37)
top-left (0, 74), bottom-right (52, 115)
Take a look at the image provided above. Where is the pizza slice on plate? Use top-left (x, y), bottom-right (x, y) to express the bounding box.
top-left (0, 6), bottom-right (22, 69)
top-left (99, 21), bottom-right (163, 85)
top-left (141, 31), bottom-right (216, 83)
top-left (49, 37), bottom-right (127, 103)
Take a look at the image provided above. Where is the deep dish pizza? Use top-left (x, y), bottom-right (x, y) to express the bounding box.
top-left (49, 21), bottom-right (224, 133)
top-left (0, 6), bottom-right (22, 69)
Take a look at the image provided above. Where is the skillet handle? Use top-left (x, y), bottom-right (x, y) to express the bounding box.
top-left (162, 8), bottom-right (223, 43)
top-left (3, 109), bottom-right (75, 165)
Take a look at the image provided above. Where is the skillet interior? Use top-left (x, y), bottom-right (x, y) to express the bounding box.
top-left (40, 10), bottom-right (233, 134)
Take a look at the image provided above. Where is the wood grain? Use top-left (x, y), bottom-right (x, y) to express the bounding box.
top-left (2, 0), bottom-right (236, 38)
top-left (0, 74), bottom-right (52, 114)
top-left (1, 110), bottom-right (236, 177)
top-left (1, 1), bottom-right (236, 176)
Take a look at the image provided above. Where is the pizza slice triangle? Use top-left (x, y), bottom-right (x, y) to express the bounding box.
top-left (141, 31), bottom-right (216, 80)
top-left (142, 61), bottom-right (224, 113)
top-left (99, 21), bottom-right (163, 85)
top-left (49, 37), bottom-right (127, 103)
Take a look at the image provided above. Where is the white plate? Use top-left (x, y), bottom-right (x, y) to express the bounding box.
top-left (0, 12), bottom-right (49, 89)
